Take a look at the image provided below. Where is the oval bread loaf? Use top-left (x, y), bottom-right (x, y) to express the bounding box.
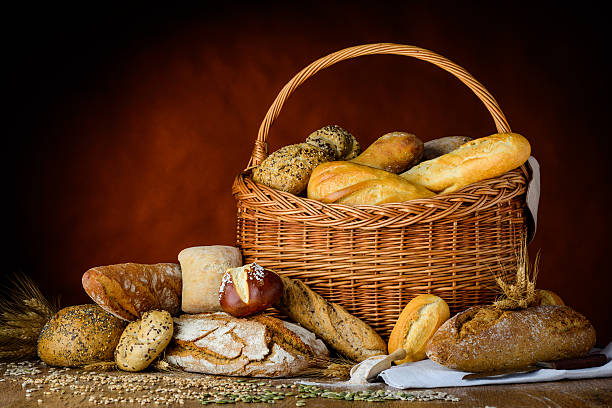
top-left (401, 132), bottom-right (531, 193)
top-left (425, 305), bottom-right (596, 373)
top-left (115, 310), bottom-right (174, 372)
top-left (350, 132), bottom-right (423, 173)
top-left (82, 263), bottom-right (182, 321)
top-left (37, 304), bottom-right (126, 367)
top-left (388, 294), bottom-right (449, 365)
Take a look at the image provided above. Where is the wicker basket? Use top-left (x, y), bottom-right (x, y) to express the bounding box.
top-left (232, 43), bottom-right (528, 338)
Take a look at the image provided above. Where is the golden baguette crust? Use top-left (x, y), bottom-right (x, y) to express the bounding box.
top-left (350, 132), bottom-right (423, 173)
top-left (401, 133), bottom-right (531, 193)
top-left (388, 294), bottom-right (449, 365)
top-left (307, 161), bottom-right (435, 205)
top-left (425, 305), bottom-right (596, 373)
top-left (275, 277), bottom-right (387, 362)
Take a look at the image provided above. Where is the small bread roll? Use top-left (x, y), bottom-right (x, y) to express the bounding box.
top-left (388, 294), bottom-right (450, 365)
top-left (115, 310), bottom-right (174, 372)
top-left (306, 125), bottom-right (361, 160)
top-left (423, 136), bottom-right (473, 161)
top-left (538, 289), bottom-right (565, 306)
top-left (401, 133), bottom-right (531, 193)
top-left (351, 132), bottom-right (423, 173)
top-left (252, 143), bottom-right (334, 194)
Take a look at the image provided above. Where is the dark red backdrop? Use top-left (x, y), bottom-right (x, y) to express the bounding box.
top-left (6, 4), bottom-right (612, 343)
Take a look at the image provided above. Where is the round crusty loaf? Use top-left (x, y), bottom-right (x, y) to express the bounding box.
top-left (351, 132), bottom-right (423, 173)
top-left (37, 304), bottom-right (126, 367)
top-left (252, 143), bottom-right (334, 194)
top-left (115, 310), bottom-right (173, 372)
top-left (425, 305), bottom-right (596, 373)
top-left (306, 125), bottom-right (361, 160)
top-left (422, 136), bottom-right (473, 161)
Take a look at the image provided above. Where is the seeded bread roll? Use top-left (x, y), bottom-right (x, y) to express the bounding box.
top-left (425, 305), bottom-right (596, 373)
top-left (165, 312), bottom-right (328, 377)
top-left (275, 276), bottom-right (387, 362)
top-left (115, 310), bottom-right (174, 372)
top-left (422, 136), bottom-right (473, 161)
top-left (252, 143), bottom-right (334, 195)
top-left (306, 125), bottom-right (361, 160)
top-left (37, 304), bottom-right (127, 367)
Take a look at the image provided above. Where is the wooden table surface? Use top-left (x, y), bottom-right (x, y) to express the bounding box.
top-left (1, 361), bottom-right (611, 408)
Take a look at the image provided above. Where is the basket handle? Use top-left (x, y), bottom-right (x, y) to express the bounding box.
top-left (247, 43), bottom-right (511, 169)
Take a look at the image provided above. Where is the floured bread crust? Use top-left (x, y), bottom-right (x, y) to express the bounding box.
top-left (165, 313), bottom-right (328, 377)
top-left (426, 305), bottom-right (596, 372)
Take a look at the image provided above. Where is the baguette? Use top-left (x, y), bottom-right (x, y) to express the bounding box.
top-left (425, 305), bottom-right (596, 372)
top-left (307, 161), bottom-right (435, 205)
top-left (401, 133), bottom-right (531, 193)
top-left (275, 277), bottom-right (387, 362)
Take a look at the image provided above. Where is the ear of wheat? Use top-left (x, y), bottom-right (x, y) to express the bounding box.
top-left (493, 236), bottom-right (540, 311)
top-left (0, 273), bottom-right (59, 361)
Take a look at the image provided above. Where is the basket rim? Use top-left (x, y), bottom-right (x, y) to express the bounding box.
top-left (233, 165), bottom-right (529, 230)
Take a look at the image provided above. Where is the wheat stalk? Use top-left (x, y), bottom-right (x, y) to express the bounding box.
top-left (0, 273), bottom-right (59, 361)
top-left (493, 236), bottom-right (540, 310)
top-left (300, 355), bottom-right (355, 380)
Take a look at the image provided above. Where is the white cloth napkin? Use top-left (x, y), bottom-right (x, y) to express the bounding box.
top-left (525, 156), bottom-right (540, 243)
top-left (379, 342), bottom-right (612, 389)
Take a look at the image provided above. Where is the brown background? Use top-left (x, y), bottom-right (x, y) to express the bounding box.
top-left (6, 3), bottom-right (612, 343)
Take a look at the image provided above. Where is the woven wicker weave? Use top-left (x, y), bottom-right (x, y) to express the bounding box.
top-left (233, 43), bottom-right (528, 338)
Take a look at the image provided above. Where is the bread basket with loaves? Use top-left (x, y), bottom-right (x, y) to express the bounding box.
top-left (232, 43), bottom-right (530, 338)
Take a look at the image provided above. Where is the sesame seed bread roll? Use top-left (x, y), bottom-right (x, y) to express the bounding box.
top-left (425, 305), bottom-right (596, 373)
top-left (401, 133), bottom-right (531, 193)
top-left (388, 294), bottom-right (450, 365)
top-left (37, 304), bottom-right (126, 367)
top-left (115, 310), bottom-right (174, 372)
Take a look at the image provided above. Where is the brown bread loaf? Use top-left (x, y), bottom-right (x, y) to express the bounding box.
top-left (425, 305), bottom-right (596, 373)
top-left (306, 125), bottom-right (361, 160)
top-left (401, 132), bottom-right (531, 193)
top-left (350, 132), bottom-right (423, 173)
top-left (82, 263), bottom-right (182, 321)
top-left (37, 304), bottom-right (126, 367)
top-left (307, 161), bottom-right (435, 205)
top-left (275, 277), bottom-right (387, 362)
top-left (165, 312), bottom-right (328, 377)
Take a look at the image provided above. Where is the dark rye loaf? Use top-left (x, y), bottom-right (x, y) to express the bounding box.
top-left (425, 305), bottom-right (596, 373)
